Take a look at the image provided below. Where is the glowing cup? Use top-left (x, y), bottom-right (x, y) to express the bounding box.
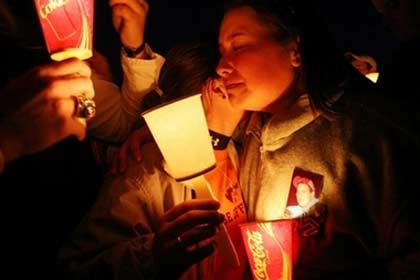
top-left (142, 94), bottom-right (216, 181)
top-left (143, 94), bottom-right (240, 267)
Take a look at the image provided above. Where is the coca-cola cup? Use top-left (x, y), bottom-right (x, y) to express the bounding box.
top-left (34, 0), bottom-right (94, 61)
top-left (239, 220), bottom-right (298, 280)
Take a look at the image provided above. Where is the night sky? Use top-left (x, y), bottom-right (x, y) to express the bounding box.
top-left (314, 0), bottom-right (399, 66)
top-left (136, 0), bottom-right (399, 68)
top-left (10, 0), bottom-right (399, 74)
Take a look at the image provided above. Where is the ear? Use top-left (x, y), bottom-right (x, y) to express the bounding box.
top-left (288, 39), bottom-right (302, 68)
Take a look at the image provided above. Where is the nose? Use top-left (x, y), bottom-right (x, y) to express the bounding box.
top-left (216, 56), bottom-right (233, 78)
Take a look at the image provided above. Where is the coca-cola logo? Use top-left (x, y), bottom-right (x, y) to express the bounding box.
top-left (39, 0), bottom-right (69, 18)
top-left (246, 230), bottom-right (269, 280)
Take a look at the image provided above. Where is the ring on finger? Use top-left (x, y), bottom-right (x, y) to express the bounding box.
top-left (73, 95), bottom-right (96, 120)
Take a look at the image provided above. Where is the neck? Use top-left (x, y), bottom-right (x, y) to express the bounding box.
top-left (266, 89), bottom-right (303, 115)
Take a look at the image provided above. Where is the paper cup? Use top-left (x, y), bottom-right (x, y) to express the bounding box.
top-left (142, 94), bottom-right (216, 181)
top-left (34, 0), bottom-right (94, 61)
top-left (240, 220), bottom-right (297, 280)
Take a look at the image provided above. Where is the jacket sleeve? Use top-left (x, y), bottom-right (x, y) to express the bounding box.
top-left (88, 46), bottom-right (165, 143)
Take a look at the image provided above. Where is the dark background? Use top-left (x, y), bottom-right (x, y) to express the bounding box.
top-left (90, 0), bottom-right (399, 85)
top-left (7, 0), bottom-right (398, 74)
top-left (313, 0), bottom-right (398, 68)
top-left (148, 0), bottom-right (398, 61)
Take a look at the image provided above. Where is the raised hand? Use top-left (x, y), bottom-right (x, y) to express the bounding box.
top-left (111, 125), bottom-right (153, 174)
top-left (344, 52), bottom-right (378, 76)
top-left (109, 0), bottom-right (149, 49)
top-left (201, 78), bottom-right (244, 137)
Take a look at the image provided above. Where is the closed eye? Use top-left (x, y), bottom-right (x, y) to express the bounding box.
top-left (232, 44), bottom-right (247, 51)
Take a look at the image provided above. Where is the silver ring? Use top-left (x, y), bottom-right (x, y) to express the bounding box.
top-left (74, 95), bottom-right (96, 120)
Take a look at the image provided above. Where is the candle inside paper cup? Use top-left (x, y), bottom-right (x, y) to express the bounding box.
top-left (34, 0), bottom-right (94, 61)
top-left (240, 220), bottom-right (296, 280)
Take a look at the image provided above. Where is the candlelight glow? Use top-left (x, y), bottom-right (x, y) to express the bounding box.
top-left (365, 72), bottom-right (379, 83)
top-left (142, 94), bottom-right (240, 267)
top-left (142, 94), bottom-right (216, 181)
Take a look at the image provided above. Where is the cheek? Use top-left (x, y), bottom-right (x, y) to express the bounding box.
top-left (243, 51), bottom-right (295, 94)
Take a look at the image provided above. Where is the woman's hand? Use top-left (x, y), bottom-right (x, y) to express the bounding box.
top-left (111, 125), bottom-right (153, 174)
top-left (202, 78), bottom-right (244, 137)
top-left (109, 0), bottom-right (148, 51)
top-left (153, 199), bottom-right (224, 278)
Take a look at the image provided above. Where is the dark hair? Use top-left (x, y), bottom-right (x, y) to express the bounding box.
top-left (142, 39), bottom-right (219, 111)
top-left (223, 0), bottom-right (354, 117)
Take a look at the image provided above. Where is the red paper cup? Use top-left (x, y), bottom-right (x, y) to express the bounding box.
top-left (34, 0), bottom-right (94, 61)
top-left (240, 220), bottom-right (297, 280)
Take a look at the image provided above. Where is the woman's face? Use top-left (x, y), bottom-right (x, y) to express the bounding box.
top-left (216, 6), bottom-right (301, 113)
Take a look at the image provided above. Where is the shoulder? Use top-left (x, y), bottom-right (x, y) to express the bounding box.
top-left (124, 142), bottom-right (179, 190)
top-left (100, 142), bottom-right (175, 200)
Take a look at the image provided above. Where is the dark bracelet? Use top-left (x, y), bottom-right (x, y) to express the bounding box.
top-left (123, 42), bottom-right (146, 58)
top-left (209, 130), bottom-right (231, 150)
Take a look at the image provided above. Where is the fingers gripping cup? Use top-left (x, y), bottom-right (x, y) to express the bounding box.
top-left (34, 0), bottom-right (94, 61)
top-left (34, 0), bottom-right (96, 120)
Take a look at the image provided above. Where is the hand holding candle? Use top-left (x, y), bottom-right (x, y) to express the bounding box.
top-left (153, 198), bottom-right (224, 279)
top-left (34, 0), bottom-right (96, 121)
top-left (142, 94), bottom-right (241, 267)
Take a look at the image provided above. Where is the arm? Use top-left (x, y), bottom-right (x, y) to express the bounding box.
top-left (87, 50), bottom-right (164, 143)
top-left (87, 0), bottom-right (165, 143)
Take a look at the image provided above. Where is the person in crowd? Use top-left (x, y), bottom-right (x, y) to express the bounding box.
top-left (58, 39), bottom-right (249, 279)
top-left (213, 0), bottom-right (419, 278)
top-left (0, 0), bottom-right (162, 277)
top-left (88, 0), bottom-right (165, 144)
top-left (0, 1), bottom-right (102, 277)
top-left (86, 0), bottom-right (165, 175)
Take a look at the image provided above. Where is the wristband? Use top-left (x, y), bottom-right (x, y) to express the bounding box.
top-left (123, 42), bottom-right (146, 58)
top-left (209, 130), bottom-right (231, 150)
